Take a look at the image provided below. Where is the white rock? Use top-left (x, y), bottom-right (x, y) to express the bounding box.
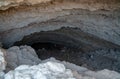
top-left (42, 57), bottom-right (120, 79)
top-left (4, 61), bottom-right (76, 79)
top-left (0, 72), bottom-right (5, 79)
top-left (44, 61), bottom-right (65, 73)
top-left (0, 48), bottom-right (6, 79)
top-left (0, 48), bottom-right (6, 71)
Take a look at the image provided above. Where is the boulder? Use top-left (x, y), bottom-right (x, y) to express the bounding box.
top-left (6, 45), bottom-right (41, 71)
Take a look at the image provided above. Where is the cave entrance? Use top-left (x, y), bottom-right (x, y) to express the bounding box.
top-left (30, 41), bottom-right (120, 73)
top-left (13, 28), bottom-right (120, 72)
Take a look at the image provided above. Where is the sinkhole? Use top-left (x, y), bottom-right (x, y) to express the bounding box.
top-left (13, 28), bottom-right (120, 72)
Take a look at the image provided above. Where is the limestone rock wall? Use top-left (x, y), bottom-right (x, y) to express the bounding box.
top-left (0, 8), bottom-right (120, 47)
top-left (0, 0), bottom-right (120, 47)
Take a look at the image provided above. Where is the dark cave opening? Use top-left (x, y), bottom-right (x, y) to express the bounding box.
top-left (31, 42), bottom-right (80, 62)
top-left (31, 42), bottom-right (65, 51)
top-left (13, 28), bottom-right (120, 72)
top-left (30, 41), bottom-right (120, 72)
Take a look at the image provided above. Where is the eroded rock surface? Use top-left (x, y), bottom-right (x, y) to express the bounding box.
top-left (6, 45), bottom-right (41, 71)
top-left (0, 0), bottom-right (52, 10)
top-left (0, 0), bottom-right (120, 48)
top-left (0, 8), bottom-right (120, 48)
top-left (0, 0), bottom-right (120, 10)
top-left (0, 0), bottom-right (120, 79)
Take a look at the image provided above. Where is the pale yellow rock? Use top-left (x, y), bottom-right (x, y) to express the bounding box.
top-left (0, 0), bottom-right (52, 10)
top-left (26, 0), bottom-right (52, 4)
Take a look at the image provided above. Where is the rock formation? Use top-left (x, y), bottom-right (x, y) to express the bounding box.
top-left (0, 0), bottom-right (120, 48)
top-left (0, 47), bottom-right (120, 79)
top-left (0, 0), bottom-right (120, 10)
top-left (5, 45), bottom-right (41, 72)
top-left (0, 0), bottom-right (120, 79)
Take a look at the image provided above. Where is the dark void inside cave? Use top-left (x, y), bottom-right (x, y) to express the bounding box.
top-left (31, 42), bottom-right (81, 64)
top-left (31, 42), bottom-right (65, 50)
top-left (31, 41), bottom-right (120, 72)
top-left (14, 28), bottom-right (120, 72)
